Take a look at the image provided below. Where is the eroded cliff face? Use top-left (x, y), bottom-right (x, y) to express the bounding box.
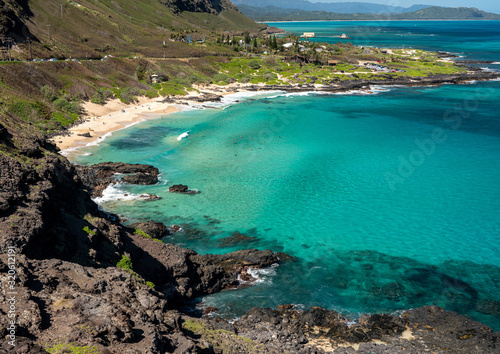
top-left (161, 0), bottom-right (239, 14)
top-left (0, 0), bottom-right (35, 41)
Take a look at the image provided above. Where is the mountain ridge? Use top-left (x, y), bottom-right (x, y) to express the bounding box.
top-left (232, 0), bottom-right (433, 14)
top-left (239, 5), bottom-right (500, 21)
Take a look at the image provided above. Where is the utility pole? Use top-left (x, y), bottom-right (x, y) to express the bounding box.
top-left (46, 25), bottom-right (51, 40)
top-left (60, 4), bottom-right (63, 18)
top-left (5, 38), bottom-right (12, 61)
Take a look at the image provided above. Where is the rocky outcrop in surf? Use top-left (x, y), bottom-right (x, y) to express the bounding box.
top-left (129, 220), bottom-right (169, 238)
top-left (76, 162), bottom-right (160, 197)
top-left (169, 184), bottom-right (200, 194)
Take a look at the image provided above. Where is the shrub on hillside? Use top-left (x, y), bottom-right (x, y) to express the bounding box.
top-left (248, 60), bottom-right (261, 70)
top-left (91, 88), bottom-right (114, 105)
top-left (53, 98), bottom-right (82, 115)
top-left (213, 73), bottom-right (228, 83)
top-left (264, 56), bottom-right (277, 67)
top-left (40, 85), bottom-right (58, 102)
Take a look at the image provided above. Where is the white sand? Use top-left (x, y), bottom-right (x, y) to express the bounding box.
top-left (50, 87), bottom-right (239, 153)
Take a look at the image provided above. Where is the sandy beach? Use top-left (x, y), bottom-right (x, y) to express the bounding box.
top-left (51, 98), bottom-right (181, 152)
top-left (51, 87), bottom-right (242, 153)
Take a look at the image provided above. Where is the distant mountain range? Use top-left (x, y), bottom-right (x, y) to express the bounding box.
top-left (231, 0), bottom-right (432, 14)
top-left (237, 4), bottom-right (500, 21)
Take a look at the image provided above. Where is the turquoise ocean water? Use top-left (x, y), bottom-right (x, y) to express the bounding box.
top-left (73, 21), bottom-right (500, 329)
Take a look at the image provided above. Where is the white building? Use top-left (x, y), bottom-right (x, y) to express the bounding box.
top-left (301, 32), bottom-right (315, 38)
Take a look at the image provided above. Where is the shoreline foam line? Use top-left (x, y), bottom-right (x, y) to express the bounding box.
top-left (54, 100), bottom-right (181, 155)
top-left (54, 69), bottom-right (500, 158)
top-left (55, 90), bottom-right (289, 157)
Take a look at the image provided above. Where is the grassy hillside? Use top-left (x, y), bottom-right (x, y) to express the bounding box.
top-left (0, 0), bottom-right (263, 60)
top-left (0, 56), bottom-right (225, 134)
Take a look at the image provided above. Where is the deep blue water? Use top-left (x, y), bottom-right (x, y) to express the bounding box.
top-left (73, 21), bottom-right (500, 329)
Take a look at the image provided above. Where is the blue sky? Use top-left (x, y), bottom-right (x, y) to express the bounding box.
top-left (314, 1), bottom-right (500, 14)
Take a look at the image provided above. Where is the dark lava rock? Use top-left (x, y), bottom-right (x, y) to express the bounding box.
top-left (76, 162), bottom-right (159, 197)
top-left (139, 193), bottom-right (162, 201)
top-left (203, 307), bottom-right (219, 315)
top-left (227, 304), bottom-right (500, 353)
top-left (121, 173), bottom-right (158, 185)
top-left (168, 224), bottom-right (182, 233)
top-left (169, 184), bottom-right (200, 194)
top-left (88, 161), bottom-right (159, 176)
top-left (193, 93), bottom-right (223, 102)
top-left (129, 220), bottom-right (168, 238)
top-left (218, 231), bottom-right (257, 247)
top-left (298, 307), bottom-right (338, 327)
top-left (169, 184), bottom-right (188, 193)
top-left (241, 307), bottom-right (280, 325)
top-left (0, 334), bottom-right (47, 353)
top-left (77, 132), bottom-right (92, 137)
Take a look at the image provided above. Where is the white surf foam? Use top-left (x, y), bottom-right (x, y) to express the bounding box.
top-left (92, 183), bottom-right (142, 204)
top-left (218, 90), bottom-right (286, 109)
top-left (480, 67), bottom-right (500, 73)
top-left (185, 90), bottom-right (289, 111)
top-left (177, 131), bottom-right (190, 141)
top-left (240, 263), bottom-right (279, 285)
top-left (85, 131), bottom-right (114, 147)
top-left (60, 146), bottom-right (84, 157)
top-left (371, 85), bottom-right (393, 93)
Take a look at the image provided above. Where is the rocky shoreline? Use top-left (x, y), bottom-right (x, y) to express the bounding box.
top-left (1, 70), bottom-right (500, 353)
top-left (164, 70), bottom-right (500, 109)
top-left (257, 70), bottom-right (500, 93)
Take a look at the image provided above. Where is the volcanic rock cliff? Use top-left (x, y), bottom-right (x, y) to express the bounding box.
top-left (162, 0), bottom-right (239, 14)
top-left (0, 110), bottom-right (285, 352)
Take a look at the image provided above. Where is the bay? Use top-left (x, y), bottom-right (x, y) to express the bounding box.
top-left (73, 21), bottom-right (500, 329)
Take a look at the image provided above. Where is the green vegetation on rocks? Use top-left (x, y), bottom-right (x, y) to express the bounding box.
top-left (146, 281), bottom-right (155, 289)
top-left (45, 342), bottom-right (99, 354)
top-left (182, 319), bottom-right (267, 352)
top-left (82, 226), bottom-right (95, 236)
top-left (134, 228), bottom-right (151, 239)
top-left (116, 255), bottom-right (133, 271)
